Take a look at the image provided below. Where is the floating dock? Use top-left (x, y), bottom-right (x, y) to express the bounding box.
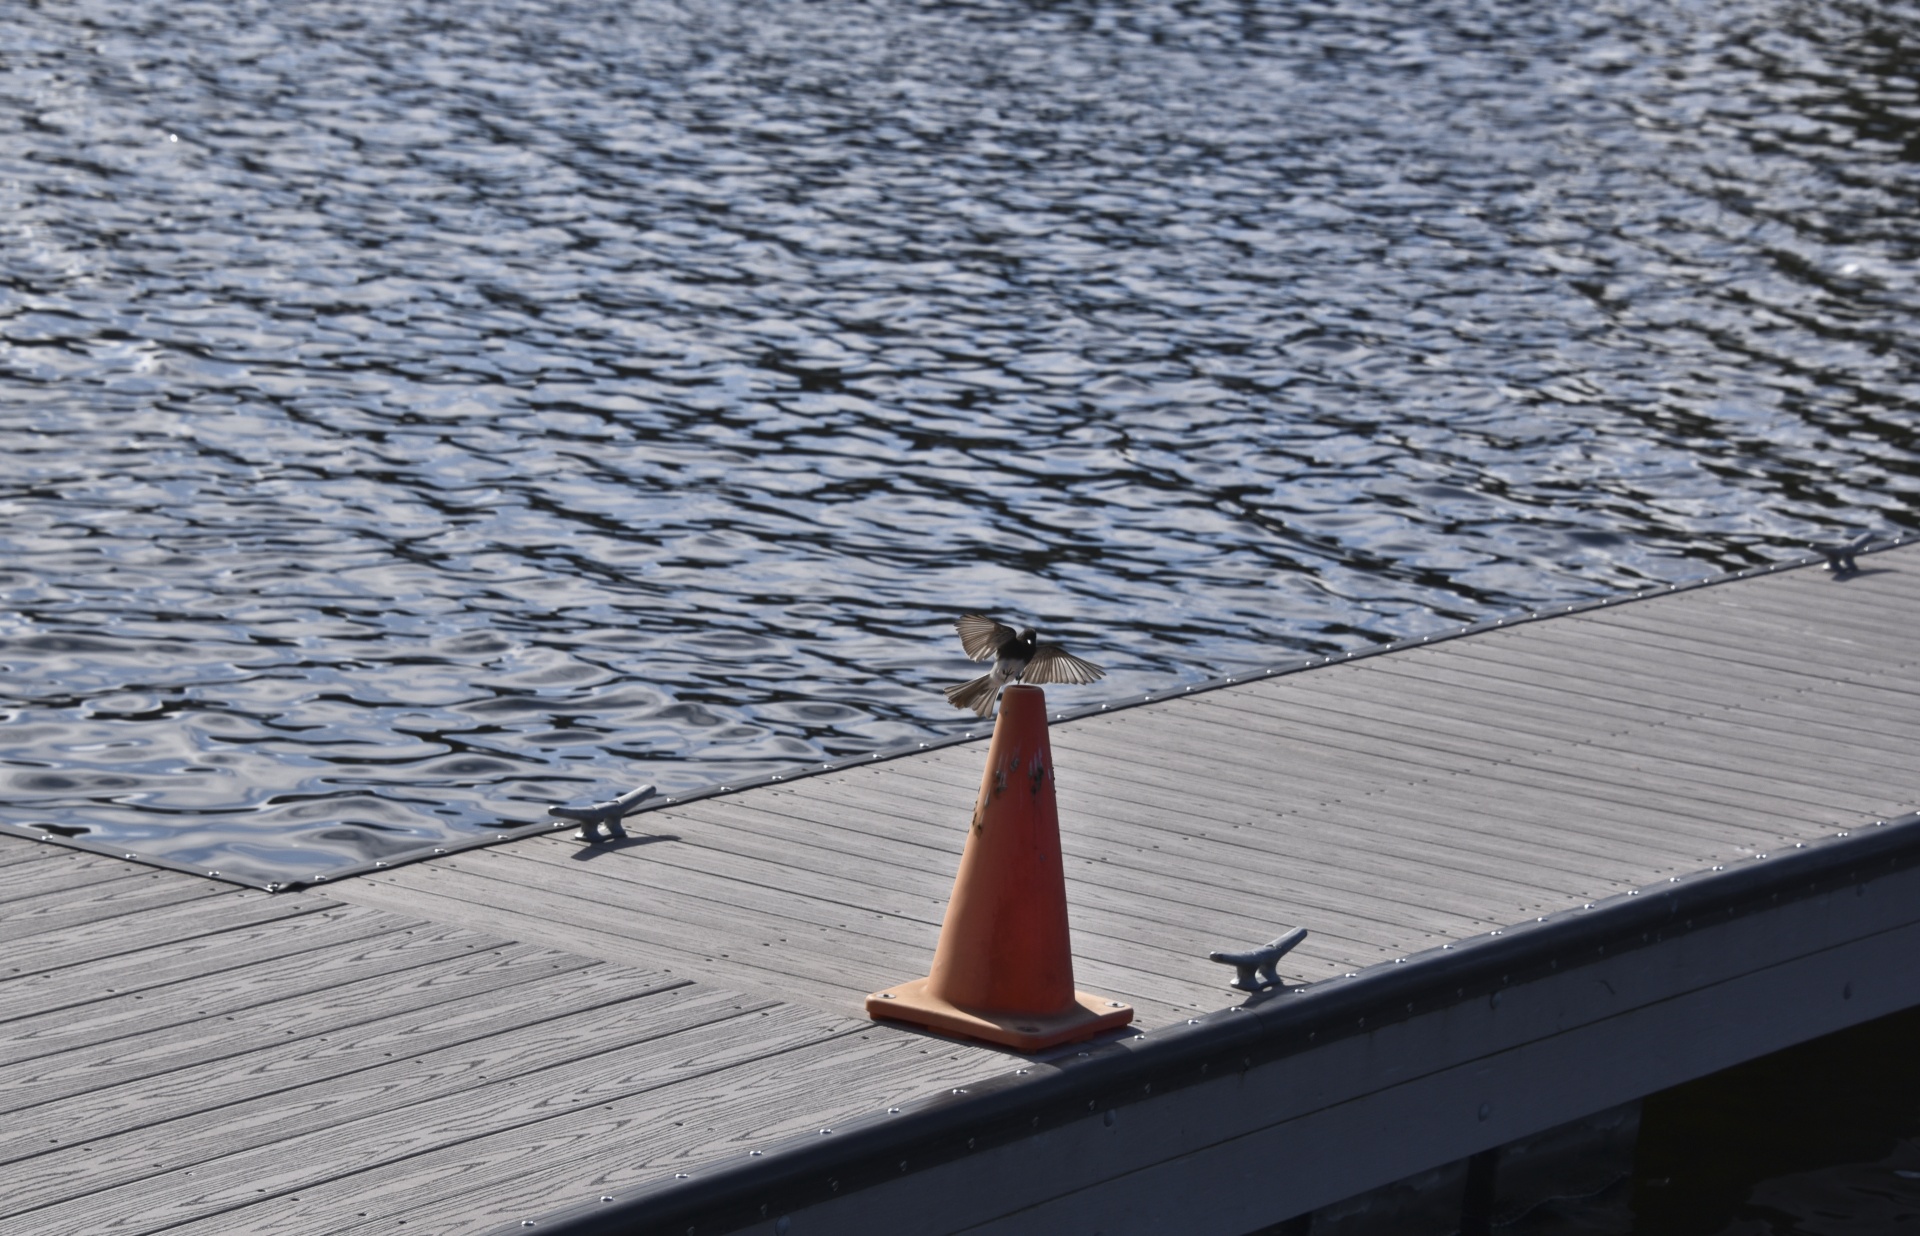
top-left (2, 542), bottom-right (1916, 1235)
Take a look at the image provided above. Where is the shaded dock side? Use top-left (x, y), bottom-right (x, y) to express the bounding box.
top-left (0, 541), bottom-right (1914, 1234)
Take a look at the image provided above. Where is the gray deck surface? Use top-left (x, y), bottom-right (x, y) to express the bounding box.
top-left (2, 546), bottom-right (1915, 1235)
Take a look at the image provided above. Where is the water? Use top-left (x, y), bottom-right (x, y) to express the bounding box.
top-left (2, 0), bottom-right (1916, 886)
top-left (1629, 1003), bottom-right (1920, 1236)
top-left (1299, 1006), bottom-right (1920, 1236)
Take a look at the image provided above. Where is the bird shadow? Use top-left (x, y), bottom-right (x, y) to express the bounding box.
top-left (1826, 566), bottom-right (1895, 582)
top-left (567, 832), bottom-right (681, 861)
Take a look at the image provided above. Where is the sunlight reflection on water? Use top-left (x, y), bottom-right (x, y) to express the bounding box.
top-left (2, 0), bottom-right (1916, 882)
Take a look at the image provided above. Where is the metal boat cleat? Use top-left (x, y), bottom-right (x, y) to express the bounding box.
top-left (548, 784), bottom-right (657, 843)
top-left (1815, 532), bottom-right (1872, 577)
top-left (1209, 926), bottom-right (1309, 993)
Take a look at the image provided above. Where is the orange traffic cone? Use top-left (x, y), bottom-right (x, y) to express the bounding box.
top-left (866, 684), bottom-right (1134, 1051)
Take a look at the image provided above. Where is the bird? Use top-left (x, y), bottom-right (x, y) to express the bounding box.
top-left (943, 614), bottom-right (1105, 717)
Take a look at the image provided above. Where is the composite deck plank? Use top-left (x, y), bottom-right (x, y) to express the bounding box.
top-left (1276, 801), bottom-right (1643, 909)
top-left (1360, 641), bottom-right (1846, 726)
top-left (1216, 664), bottom-right (1918, 771)
top-left (1, 889), bottom-right (331, 986)
top-left (1805, 560), bottom-right (1920, 598)
top-left (1443, 628), bottom-right (1873, 705)
top-left (885, 752), bottom-right (1746, 928)
top-left (1592, 584), bottom-right (1902, 644)
top-left (1443, 746), bottom-right (1850, 831)
top-left (886, 754), bottom-right (1628, 914)
top-left (1142, 690), bottom-right (1559, 768)
top-left (1573, 578), bottom-right (1916, 647)
top-left (396, 847), bottom-right (942, 993)
top-left (1054, 704), bottom-right (1490, 784)
top-left (12, 999), bottom-right (864, 1236)
top-left (914, 759), bottom-right (1617, 905)
top-left (0, 944), bottom-right (609, 1128)
top-left (0, 984), bottom-right (758, 1226)
top-left (675, 782), bottom-right (1412, 952)
top-left (1490, 732), bottom-right (1899, 821)
top-left (535, 845), bottom-right (958, 961)
top-left (1052, 706), bottom-right (1797, 848)
top-left (729, 780), bottom-right (1485, 958)
top-left (0, 854), bottom-right (151, 900)
top-left (1265, 662), bottom-right (1918, 803)
top-left (352, 850), bottom-right (1220, 1025)
top-left (484, 841), bottom-right (946, 952)
top-left (1549, 721), bottom-right (1906, 804)
top-left (0, 872), bottom-right (222, 946)
top-left (350, 844), bottom-right (1230, 1022)
top-left (1315, 774), bottom-right (1740, 863)
top-left (718, 775), bottom-right (1527, 938)
top-left (1419, 631), bottom-right (1881, 708)
top-left (1575, 591), bottom-right (1918, 660)
top-left (1437, 631), bottom-right (1920, 721)
top-left (478, 828), bottom-right (1381, 1000)
top-left (901, 737), bottom-right (1757, 863)
top-left (172, 1025), bottom-right (1010, 1236)
top-left (1363, 653), bottom-right (1919, 755)
top-left (0, 840), bottom-right (66, 870)
top-left (0, 904), bottom-right (407, 1025)
top-left (1307, 656), bottom-right (1920, 762)
top-left (0, 913), bottom-right (492, 1061)
top-left (1030, 716), bottom-right (1814, 851)
top-left (1351, 671), bottom-right (1873, 825)
top-left (325, 866), bottom-right (955, 1020)
top-left (1527, 612), bottom-right (1920, 692)
top-left (1669, 582), bottom-right (1919, 642)
top-left (1209, 672), bottom-right (1622, 750)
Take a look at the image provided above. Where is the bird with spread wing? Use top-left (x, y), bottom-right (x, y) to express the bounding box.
top-left (942, 614), bottom-right (1105, 717)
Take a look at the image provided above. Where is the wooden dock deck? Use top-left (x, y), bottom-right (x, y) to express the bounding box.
top-left (3, 542), bottom-right (1917, 1235)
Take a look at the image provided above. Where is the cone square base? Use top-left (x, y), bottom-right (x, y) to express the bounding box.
top-left (866, 977), bottom-right (1134, 1052)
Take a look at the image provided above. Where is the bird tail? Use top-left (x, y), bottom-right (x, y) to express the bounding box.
top-left (944, 672), bottom-right (999, 717)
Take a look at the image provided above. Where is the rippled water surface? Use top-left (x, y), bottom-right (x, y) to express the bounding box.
top-left (2, 0), bottom-right (1917, 883)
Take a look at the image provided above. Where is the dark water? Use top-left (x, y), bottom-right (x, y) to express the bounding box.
top-left (1630, 1003), bottom-right (1920, 1236)
top-left (3, 0), bottom-right (1917, 885)
top-left (1301, 1006), bottom-right (1920, 1236)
